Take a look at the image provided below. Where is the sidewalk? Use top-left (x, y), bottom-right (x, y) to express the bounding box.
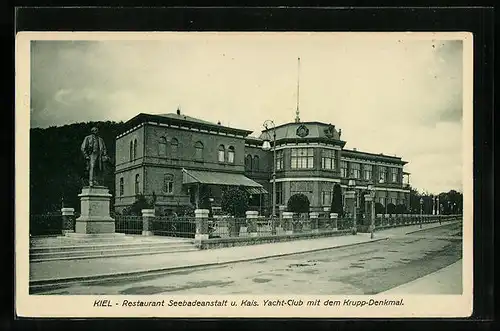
top-left (381, 259), bottom-right (462, 294)
top-left (30, 221), bottom-right (459, 285)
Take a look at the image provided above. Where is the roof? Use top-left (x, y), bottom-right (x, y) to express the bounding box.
top-left (260, 121), bottom-right (342, 141)
top-left (156, 113), bottom-right (219, 126)
top-left (119, 112), bottom-right (254, 137)
top-left (342, 149), bottom-right (408, 165)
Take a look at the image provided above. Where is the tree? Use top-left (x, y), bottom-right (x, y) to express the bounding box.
top-left (287, 193), bottom-right (310, 214)
top-left (221, 186), bottom-right (249, 217)
top-left (330, 184), bottom-right (343, 216)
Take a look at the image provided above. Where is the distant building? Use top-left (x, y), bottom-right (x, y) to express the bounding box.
top-left (114, 110), bottom-right (411, 215)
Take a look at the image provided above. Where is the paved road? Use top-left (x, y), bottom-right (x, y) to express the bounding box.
top-left (39, 222), bottom-right (462, 295)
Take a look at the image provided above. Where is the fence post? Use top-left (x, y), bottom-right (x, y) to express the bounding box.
top-left (141, 209), bottom-right (155, 236)
top-left (194, 209), bottom-right (209, 241)
top-left (246, 211), bottom-right (259, 237)
top-left (310, 212), bottom-right (319, 234)
top-left (61, 207), bottom-right (75, 234)
top-left (282, 212), bottom-right (294, 235)
top-left (330, 213), bottom-right (338, 231)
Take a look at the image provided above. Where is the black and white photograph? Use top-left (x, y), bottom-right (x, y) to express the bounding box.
top-left (16, 31), bottom-right (473, 318)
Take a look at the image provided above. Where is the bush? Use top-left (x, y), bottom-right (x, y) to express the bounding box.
top-left (375, 202), bottom-right (385, 215)
top-left (287, 193), bottom-right (310, 214)
top-left (387, 203), bottom-right (396, 214)
top-left (221, 186), bottom-right (249, 217)
top-left (123, 194), bottom-right (152, 216)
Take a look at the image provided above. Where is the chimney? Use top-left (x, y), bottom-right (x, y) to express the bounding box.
top-left (217, 121), bottom-right (221, 125)
top-left (353, 148), bottom-right (357, 151)
top-left (176, 107), bottom-right (181, 115)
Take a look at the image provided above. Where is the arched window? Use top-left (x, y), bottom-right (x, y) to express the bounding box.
top-left (218, 145), bottom-right (225, 163)
top-left (133, 139), bottom-right (138, 159)
top-left (253, 155), bottom-right (259, 171)
top-left (159, 136), bottom-right (167, 157)
top-left (245, 154), bottom-right (253, 171)
top-left (134, 174), bottom-right (140, 195)
top-left (228, 146), bottom-right (235, 164)
top-left (163, 174), bottom-right (174, 194)
top-left (195, 141), bottom-right (204, 160)
top-left (129, 141), bottom-right (133, 161)
top-left (171, 138), bottom-right (179, 158)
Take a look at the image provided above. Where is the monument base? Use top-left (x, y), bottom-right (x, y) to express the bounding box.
top-left (75, 186), bottom-right (115, 234)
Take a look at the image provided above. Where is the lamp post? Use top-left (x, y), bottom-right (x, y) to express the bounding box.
top-left (348, 178), bottom-right (357, 234)
top-left (419, 197), bottom-right (424, 229)
top-left (367, 183), bottom-right (375, 239)
top-left (262, 120), bottom-right (277, 220)
top-left (378, 178), bottom-right (388, 215)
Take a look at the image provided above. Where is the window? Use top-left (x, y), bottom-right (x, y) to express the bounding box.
top-left (363, 164), bottom-right (373, 180)
top-left (119, 177), bottom-right (124, 196)
top-left (134, 174), bottom-right (140, 194)
top-left (321, 149), bottom-right (336, 170)
top-left (276, 182), bottom-right (283, 205)
top-left (133, 139), bottom-right (138, 159)
top-left (379, 166), bottom-right (386, 183)
top-left (378, 197), bottom-right (385, 205)
top-left (253, 155), bottom-right (260, 171)
top-left (276, 150), bottom-right (284, 170)
top-left (322, 191), bottom-right (332, 206)
top-left (291, 148), bottom-right (314, 169)
top-left (391, 168), bottom-right (398, 182)
top-left (390, 197), bottom-right (397, 205)
top-left (163, 174), bottom-right (174, 194)
top-left (171, 138), bottom-right (179, 158)
top-left (340, 161), bottom-right (348, 177)
top-left (218, 145), bottom-right (225, 162)
top-left (351, 163), bottom-right (361, 179)
top-left (245, 154), bottom-right (253, 171)
top-left (228, 146), bottom-right (235, 164)
top-left (129, 141), bottom-right (133, 161)
top-left (159, 137), bottom-right (167, 157)
top-left (195, 141), bottom-right (204, 160)
top-left (290, 181), bottom-right (313, 202)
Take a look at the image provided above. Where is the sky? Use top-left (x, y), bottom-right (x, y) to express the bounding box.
top-left (29, 33), bottom-right (465, 194)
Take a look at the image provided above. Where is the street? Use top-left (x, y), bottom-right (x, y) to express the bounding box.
top-left (38, 222), bottom-right (462, 295)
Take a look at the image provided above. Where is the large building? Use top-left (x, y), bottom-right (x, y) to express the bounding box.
top-left (114, 110), bottom-right (411, 215)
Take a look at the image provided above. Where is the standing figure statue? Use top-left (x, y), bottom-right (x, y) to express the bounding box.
top-left (81, 127), bottom-right (110, 187)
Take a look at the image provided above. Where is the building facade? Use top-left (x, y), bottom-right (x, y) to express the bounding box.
top-left (115, 111), bottom-right (411, 215)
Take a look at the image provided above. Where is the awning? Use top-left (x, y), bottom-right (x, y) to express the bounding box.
top-left (246, 187), bottom-right (268, 195)
top-left (182, 168), bottom-right (268, 193)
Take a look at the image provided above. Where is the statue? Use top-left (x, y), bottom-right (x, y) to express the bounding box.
top-left (81, 127), bottom-right (110, 187)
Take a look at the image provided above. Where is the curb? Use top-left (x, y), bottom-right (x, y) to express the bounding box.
top-left (30, 236), bottom-right (389, 292)
top-left (405, 220), bottom-right (461, 235)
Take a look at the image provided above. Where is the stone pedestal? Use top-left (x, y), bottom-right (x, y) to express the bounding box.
top-left (330, 213), bottom-right (338, 231)
top-left (142, 209), bottom-right (155, 236)
top-left (195, 209), bottom-right (209, 241)
top-left (75, 186), bottom-right (115, 234)
top-left (309, 212), bottom-right (319, 233)
top-left (282, 212), bottom-right (294, 235)
top-left (61, 207), bottom-right (75, 234)
top-left (246, 211), bottom-right (259, 237)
